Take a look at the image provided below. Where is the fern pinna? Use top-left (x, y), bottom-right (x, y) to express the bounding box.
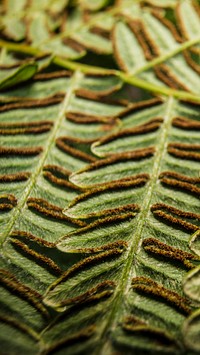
top-left (0, 0), bottom-right (200, 354)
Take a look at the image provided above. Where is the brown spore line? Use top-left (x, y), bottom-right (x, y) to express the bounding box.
top-left (0, 194), bottom-right (17, 211)
top-left (143, 237), bottom-right (197, 269)
top-left (0, 146), bottom-right (43, 156)
top-left (168, 142), bottom-right (200, 162)
top-left (151, 203), bottom-right (200, 232)
top-left (0, 172), bottom-right (31, 183)
top-left (159, 171), bottom-right (200, 185)
top-left (172, 116), bottom-right (200, 130)
top-left (56, 136), bottom-right (96, 161)
top-left (132, 276), bottom-right (192, 315)
top-left (27, 197), bottom-right (86, 227)
top-left (0, 120), bottom-right (54, 135)
top-left (159, 176), bottom-right (200, 198)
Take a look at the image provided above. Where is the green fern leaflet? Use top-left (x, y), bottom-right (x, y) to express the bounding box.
top-left (0, 0), bottom-right (200, 354)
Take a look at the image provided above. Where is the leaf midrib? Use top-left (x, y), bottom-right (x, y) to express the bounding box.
top-left (96, 96), bottom-right (175, 355)
top-left (1, 34), bottom-right (200, 102)
top-left (132, 36), bottom-right (200, 75)
top-left (1, 71), bottom-right (81, 247)
top-left (1, 34), bottom-right (199, 72)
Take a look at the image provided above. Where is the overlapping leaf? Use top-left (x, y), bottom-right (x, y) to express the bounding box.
top-left (0, 62), bottom-right (38, 89)
top-left (0, 0), bottom-right (114, 63)
top-left (112, 3), bottom-right (200, 94)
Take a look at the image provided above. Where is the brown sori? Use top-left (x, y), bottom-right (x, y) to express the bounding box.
top-left (132, 276), bottom-right (191, 315)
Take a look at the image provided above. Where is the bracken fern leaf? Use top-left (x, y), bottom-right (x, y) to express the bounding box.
top-left (0, 1), bottom-right (200, 354)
